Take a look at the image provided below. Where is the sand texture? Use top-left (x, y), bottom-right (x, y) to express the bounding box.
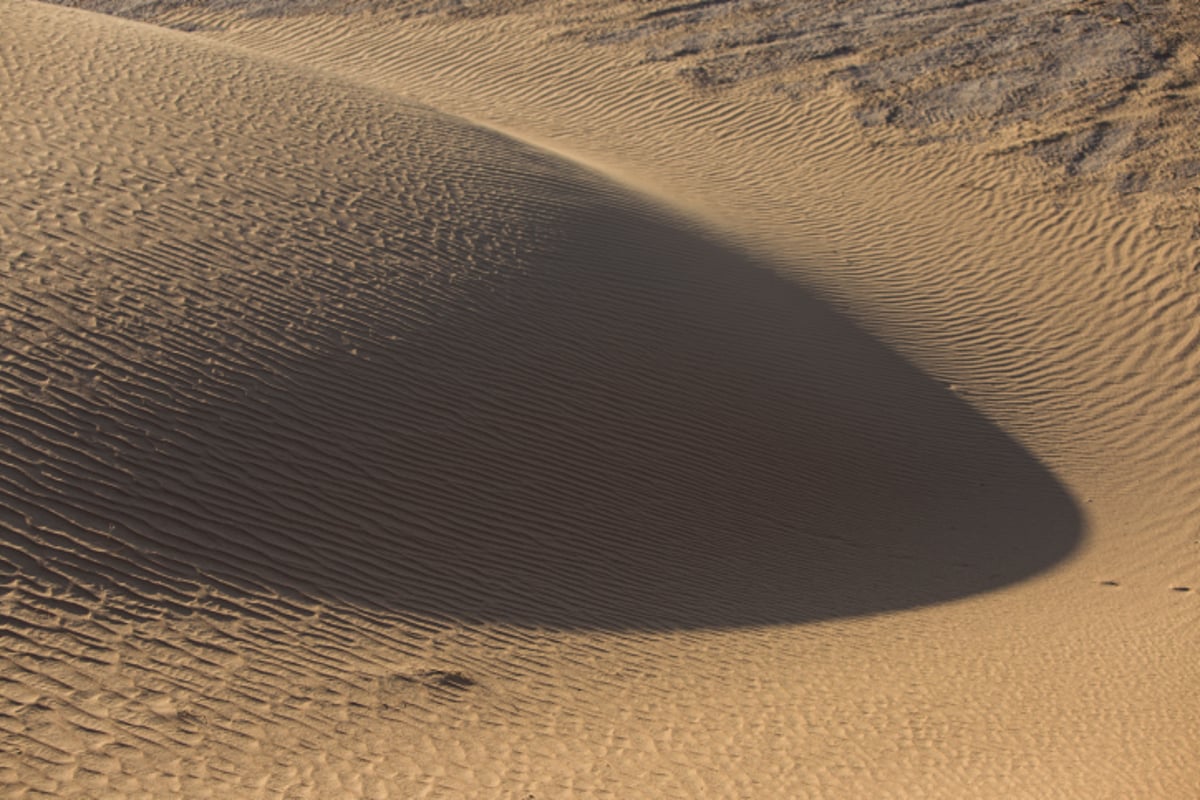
top-left (2, 0), bottom-right (1198, 797)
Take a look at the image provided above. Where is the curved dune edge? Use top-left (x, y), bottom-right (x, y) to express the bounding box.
top-left (1, 0), bottom-right (1075, 630)
top-left (1, 1), bottom-right (1196, 798)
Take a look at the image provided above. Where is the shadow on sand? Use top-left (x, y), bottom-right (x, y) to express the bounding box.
top-left (4, 149), bottom-right (1082, 634)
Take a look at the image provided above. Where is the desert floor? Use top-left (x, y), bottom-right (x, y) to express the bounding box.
top-left (2, 0), bottom-right (1198, 796)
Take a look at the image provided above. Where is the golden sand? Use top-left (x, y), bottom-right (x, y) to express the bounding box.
top-left (2, 1), bottom-right (1197, 795)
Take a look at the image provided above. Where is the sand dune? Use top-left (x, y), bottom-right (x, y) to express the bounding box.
top-left (2, 0), bottom-right (1197, 797)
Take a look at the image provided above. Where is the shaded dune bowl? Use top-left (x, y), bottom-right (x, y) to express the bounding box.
top-left (0, 5), bottom-right (1080, 634)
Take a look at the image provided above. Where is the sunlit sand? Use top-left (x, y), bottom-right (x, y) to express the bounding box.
top-left (2, 0), bottom-right (1197, 795)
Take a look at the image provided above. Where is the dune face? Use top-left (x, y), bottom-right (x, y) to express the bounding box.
top-left (4, 1), bottom-right (1196, 797)
top-left (0, 7), bottom-right (1082, 788)
top-left (0, 3), bottom-right (1077, 637)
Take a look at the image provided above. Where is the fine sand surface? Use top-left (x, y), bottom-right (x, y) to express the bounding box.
top-left (2, 0), bottom-right (1198, 797)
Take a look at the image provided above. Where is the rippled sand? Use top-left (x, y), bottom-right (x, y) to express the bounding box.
top-left (2, 1), bottom-right (1197, 796)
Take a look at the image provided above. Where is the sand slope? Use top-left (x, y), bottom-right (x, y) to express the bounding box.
top-left (2, 0), bottom-right (1198, 797)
